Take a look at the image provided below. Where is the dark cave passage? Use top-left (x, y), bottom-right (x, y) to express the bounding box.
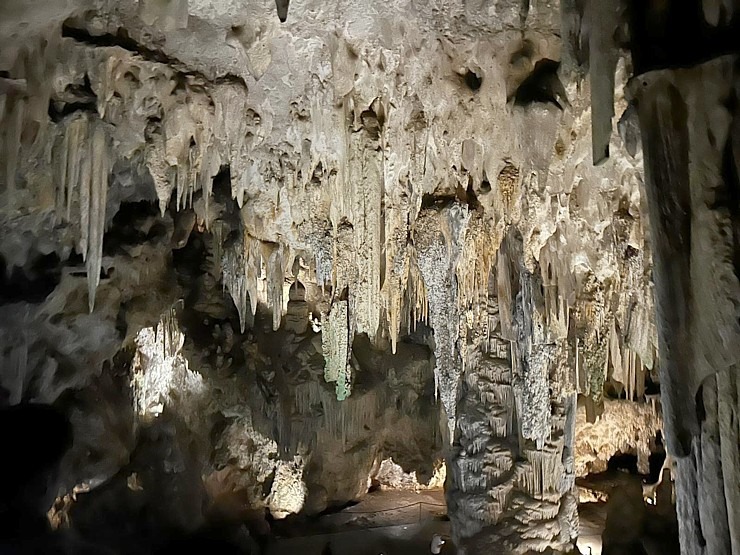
top-left (576, 448), bottom-right (678, 555)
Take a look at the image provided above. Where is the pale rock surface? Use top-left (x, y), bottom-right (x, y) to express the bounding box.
top-left (372, 458), bottom-right (446, 491)
top-left (574, 398), bottom-right (663, 477)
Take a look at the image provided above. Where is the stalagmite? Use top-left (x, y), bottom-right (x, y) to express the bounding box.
top-left (131, 305), bottom-right (207, 429)
top-left (448, 259), bottom-right (578, 554)
top-left (268, 458), bottom-right (307, 518)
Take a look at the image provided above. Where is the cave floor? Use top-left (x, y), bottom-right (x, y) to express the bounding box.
top-left (265, 476), bottom-right (676, 555)
top-left (268, 489), bottom-right (454, 555)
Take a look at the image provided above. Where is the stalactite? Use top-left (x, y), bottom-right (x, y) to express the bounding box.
top-left (513, 271), bottom-right (554, 449)
top-left (321, 300), bottom-right (351, 401)
top-left (344, 111), bottom-right (383, 344)
top-left (74, 127), bottom-right (89, 250)
top-left (587, 0), bottom-right (621, 164)
top-left (53, 115), bottom-right (111, 311)
top-left (222, 245), bottom-right (249, 332)
top-left (383, 182), bottom-right (413, 353)
top-left (310, 229), bottom-right (333, 289)
top-left (415, 203), bottom-right (469, 435)
top-left (221, 234), bottom-right (293, 332)
top-left (403, 263), bottom-right (428, 336)
top-left (0, 335), bottom-right (29, 406)
top-left (87, 125), bottom-right (109, 312)
top-left (3, 96), bottom-right (25, 214)
top-left (264, 242), bottom-right (285, 331)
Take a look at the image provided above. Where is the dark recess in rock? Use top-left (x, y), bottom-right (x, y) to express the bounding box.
top-left (628, 0), bottom-right (740, 74)
top-left (618, 103), bottom-right (641, 157)
top-left (276, 0), bottom-right (290, 22)
top-left (60, 21), bottom-right (247, 87)
top-left (103, 201), bottom-right (164, 255)
top-left (463, 69), bottom-right (482, 92)
top-left (0, 253), bottom-right (62, 305)
top-left (513, 58), bottom-right (568, 109)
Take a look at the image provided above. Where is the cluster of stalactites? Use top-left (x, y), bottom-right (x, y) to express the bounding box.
top-left (2, 35), bottom-right (509, 413)
top-left (1, 35), bottom-right (58, 212)
top-left (221, 234), bottom-right (293, 333)
top-left (3, 28), bottom-right (658, 425)
top-left (1, 36), bottom-right (114, 307)
top-left (536, 229), bottom-right (657, 406)
top-left (55, 116), bottom-right (111, 313)
top-left (315, 200), bottom-right (490, 407)
top-left (67, 44), bottom-right (263, 228)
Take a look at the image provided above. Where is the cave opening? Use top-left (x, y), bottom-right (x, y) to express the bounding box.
top-left (462, 69), bottom-right (482, 92)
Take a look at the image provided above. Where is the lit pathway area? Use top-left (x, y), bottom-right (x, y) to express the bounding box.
top-left (576, 502), bottom-right (606, 555)
top-left (265, 481), bottom-right (677, 555)
top-left (267, 489), bottom-right (456, 555)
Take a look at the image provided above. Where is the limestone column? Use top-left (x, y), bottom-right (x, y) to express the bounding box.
top-left (629, 39), bottom-right (740, 555)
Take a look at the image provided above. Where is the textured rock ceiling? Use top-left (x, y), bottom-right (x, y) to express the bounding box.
top-left (0, 1), bottom-right (678, 554)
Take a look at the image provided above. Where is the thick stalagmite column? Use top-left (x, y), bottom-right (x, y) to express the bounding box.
top-left (630, 54), bottom-right (740, 555)
top-left (447, 234), bottom-right (578, 555)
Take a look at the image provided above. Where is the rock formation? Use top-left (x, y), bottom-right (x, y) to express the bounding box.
top-left (0, 0), bottom-right (736, 554)
top-left (625, 3), bottom-right (740, 553)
